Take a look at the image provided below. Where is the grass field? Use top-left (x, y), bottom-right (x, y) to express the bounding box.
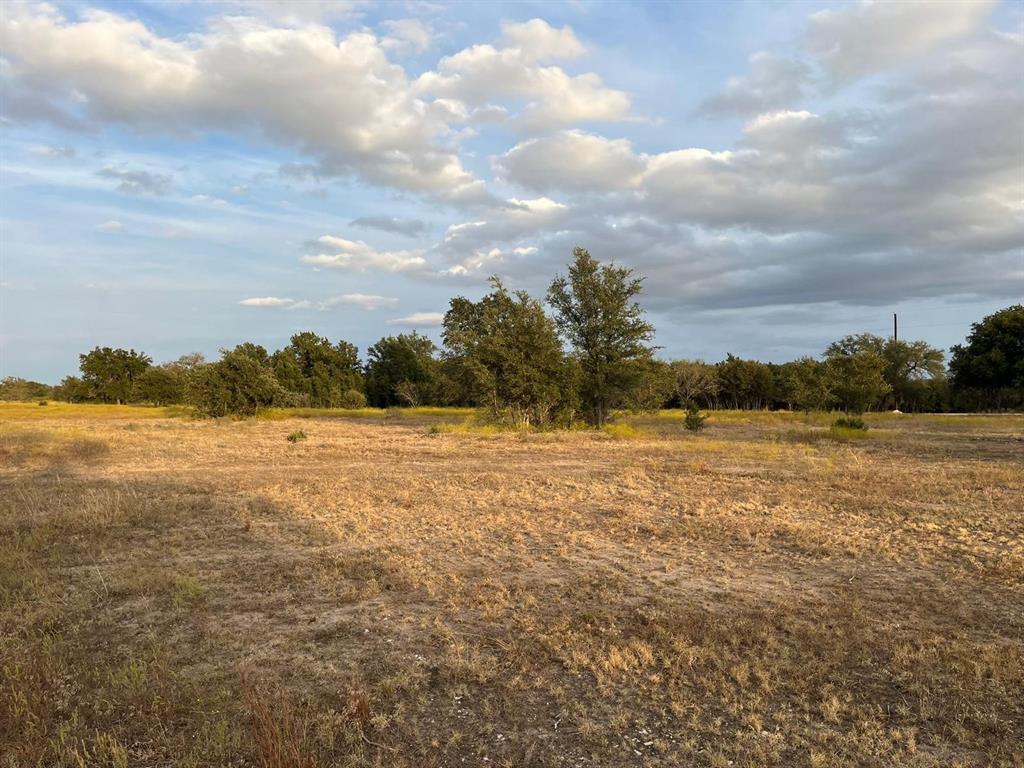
top-left (1, 403), bottom-right (1022, 767)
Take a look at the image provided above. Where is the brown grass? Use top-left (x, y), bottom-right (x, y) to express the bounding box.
top-left (1, 406), bottom-right (1021, 767)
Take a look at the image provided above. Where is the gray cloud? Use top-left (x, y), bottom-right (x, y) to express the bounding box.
top-left (696, 52), bottom-right (811, 118)
top-left (96, 166), bottom-right (172, 195)
top-left (350, 216), bottom-right (427, 237)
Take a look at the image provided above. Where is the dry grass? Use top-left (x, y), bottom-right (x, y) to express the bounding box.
top-left (1, 405), bottom-right (1021, 767)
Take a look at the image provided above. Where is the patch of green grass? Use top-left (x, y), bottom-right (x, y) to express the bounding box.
top-left (286, 429), bottom-right (307, 443)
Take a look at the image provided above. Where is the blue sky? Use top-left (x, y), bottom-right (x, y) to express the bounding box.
top-left (1, 0), bottom-right (1021, 383)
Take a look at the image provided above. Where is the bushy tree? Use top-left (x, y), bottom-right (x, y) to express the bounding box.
top-left (715, 355), bottom-right (774, 409)
top-left (547, 247), bottom-right (655, 426)
top-left (950, 305), bottom-right (1024, 410)
top-left (777, 357), bottom-right (832, 411)
top-left (444, 278), bottom-right (571, 426)
top-left (0, 377), bottom-right (54, 401)
top-left (187, 344), bottom-right (289, 416)
top-left (622, 359), bottom-right (675, 412)
top-left (829, 333), bottom-right (945, 411)
top-left (365, 332), bottom-right (439, 407)
top-left (271, 332), bottom-right (362, 407)
top-left (54, 376), bottom-right (91, 403)
top-left (670, 360), bottom-right (719, 408)
top-left (79, 347), bottom-right (151, 404)
top-left (824, 345), bottom-right (890, 413)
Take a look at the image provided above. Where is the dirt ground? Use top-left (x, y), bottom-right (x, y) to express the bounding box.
top-left (1, 406), bottom-right (1022, 767)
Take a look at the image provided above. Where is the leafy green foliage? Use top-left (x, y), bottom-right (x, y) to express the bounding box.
top-left (833, 416), bottom-right (867, 431)
top-left (950, 305), bottom-right (1023, 410)
top-left (186, 345), bottom-right (290, 417)
top-left (445, 277), bottom-right (571, 426)
top-left (683, 401), bottom-right (707, 431)
top-left (824, 341), bottom-right (891, 414)
top-left (0, 377), bottom-right (54, 402)
top-left (271, 332), bottom-right (362, 407)
top-left (715, 355), bottom-right (774, 410)
top-left (547, 247), bottom-right (655, 426)
top-left (79, 347), bottom-right (152, 404)
top-left (365, 332), bottom-right (439, 407)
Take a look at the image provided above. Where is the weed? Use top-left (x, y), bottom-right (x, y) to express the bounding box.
top-left (287, 430), bottom-right (307, 443)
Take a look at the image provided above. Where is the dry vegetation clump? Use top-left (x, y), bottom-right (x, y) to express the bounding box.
top-left (1, 404), bottom-right (1021, 767)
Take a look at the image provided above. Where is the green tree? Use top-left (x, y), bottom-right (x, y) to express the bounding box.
top-left (365, 333), bottom-right (439, 407)
top-left (54, 376), bottom-right (91, 403)
top-left (778, 357), bottom-right (832, 411)
top-left (824, 344), bottom-right (890, 413)
top-left (444, 278), bottom-right (571, 426)
top-left (547, 247), bottom-right (655, 426)
top-left (716, 355), bottom-right (774, 409)
top-left (271, 332), bottom-right (363, 407)
top-left (949, 305), bottom-right (1024, 410)
top-left (828, 333), bottom-right (945, 411)
top-left (622, 358), bottom-right (675, 412)
top-left (78, 347), bottom-right (152, 404)
top-left (134, 366), bottom-right (184, 405)
top-left (670, 360), bottom-right (719, 408)
top-left (0, 377), bottom-right (54, 401)
top-left (186, 345), bottom-right (289, 417)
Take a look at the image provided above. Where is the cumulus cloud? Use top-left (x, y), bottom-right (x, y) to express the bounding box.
top-left (805, 0), bottom-right (997, 86)
top-left (319, 293), bottom-right (399, 310)
top-left (350, 216), bottom-right (427, 236)
top-left (499, 131), bottom-right (644, 193)
top-left (0, 5), bottom-right (481, 198)
top-left (301, 236), bottom-right (426, 273)
top-left (445, 245), bottom-right (538, 276)
top-left (697, 52), bottom-right (811, 117)
top-left (239, 296), bottom-right (309, 308)
top-left (96, 166), bottom-right (172, 195)
top-left (415, 19), bottom-right (630, 132)
top-left (387, 311), bottom-right (444, 327)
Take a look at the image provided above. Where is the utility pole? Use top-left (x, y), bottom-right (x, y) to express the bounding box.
top-left (893, 313), bottom-right (898, 343)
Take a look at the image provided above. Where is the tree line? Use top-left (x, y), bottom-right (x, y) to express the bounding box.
top-left (3, 249), bottom-right (1021, 420)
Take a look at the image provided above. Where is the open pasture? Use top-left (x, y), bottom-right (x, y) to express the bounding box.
top-left (1, 405), bottom-right (1022, 767)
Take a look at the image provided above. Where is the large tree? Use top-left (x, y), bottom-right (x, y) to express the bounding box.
top-left (187, 345), bottom-right (289, 417)
top-left (547, 247), bottom-right (655, 426)
top-left (778, 357), bottom-right (832, 411)
top-left (78, 347), bottom-right (152, 404)
top-left (715, 355), bottom-right (774, 410)
top-left (365, 332), bottom-right (439, 408)
top-left (824, 345), bottom-right (890, 413)
top-left (949, 305), bottom-right (1024, 410)
top-left (828, 333), bottom-right (945, 411)
top-left (271, 332), bottom-right (363, 407)
top-left (670, 360), bottom-right (719, 408)
top-left (444, 278), bottom-right (571, 426)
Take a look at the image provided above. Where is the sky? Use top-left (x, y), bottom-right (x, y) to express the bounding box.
top-left (1, 0), bottom-right (1021, 383)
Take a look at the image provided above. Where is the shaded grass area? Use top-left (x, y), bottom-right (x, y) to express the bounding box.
top-left (1, 413), bottom-right (1022, 766)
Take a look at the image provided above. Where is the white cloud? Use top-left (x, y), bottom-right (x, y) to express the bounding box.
top-left (415, 19), bottom-right (630, 132)
top-left (381, 18), bottom-right (434, 54)
top-left (190, 194), bottom-right (230, 207)
top-left (95, 219), bottom-right (124, 232)
top-left (444, 245), bottom-right (538, 276)
top-left (239, 296), bottom-right (309, 308)
top-left (0, 5), bottom-right (481, 198)
top-left (500, 18), bottom-right (586, 62)
top-left (301, 236), bottom-right (426, 273)
top-left (319, 293), bottom-right (399, 310)
top-left (499, 131), bottom-right (645, 192)
top-left (387, 311), bottom-right (444, 327)
top-left (805, 0), bottom-right (997, 85)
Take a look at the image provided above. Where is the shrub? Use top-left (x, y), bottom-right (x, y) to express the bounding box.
top-left (683, 401), bottom-right (707, 432)
top-left (833, 416), bottom-right (867, 431)
top-left (38, 401), bottom-right (48, 406)
top-left (338, 389), bottom-right (367, 409)
top-left (286, 430), bottom-right (307, 443)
